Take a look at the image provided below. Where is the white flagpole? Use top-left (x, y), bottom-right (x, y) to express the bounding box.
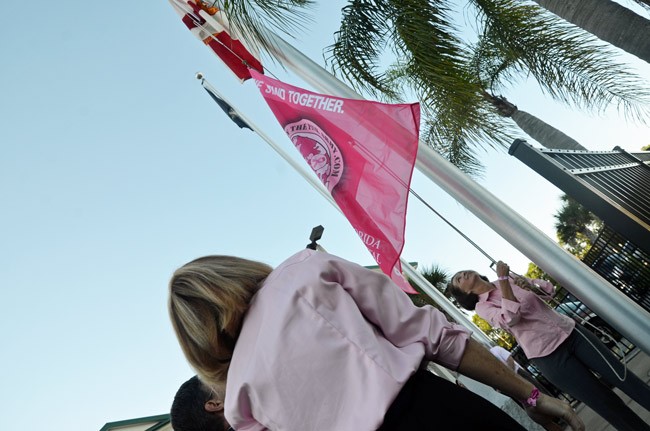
top-left (243, 28), bottom-right (650, 354)
top-left (199, 75), bottom-right (492, 346)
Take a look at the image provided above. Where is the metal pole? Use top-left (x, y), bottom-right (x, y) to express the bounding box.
top-left (200, 78), bottom-right (492, 346)
top-left (259, 31), bottom-right (650, 354)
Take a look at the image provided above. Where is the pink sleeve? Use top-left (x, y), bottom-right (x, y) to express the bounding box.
top-left (476, 293), bottom-right (521, 329)
top-left (320, 253), bottom-right (471, 370)
top-left (532, 278), bottom-right (555, 296)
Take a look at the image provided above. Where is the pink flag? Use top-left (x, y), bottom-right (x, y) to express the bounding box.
top-left (250, 70), bottom-right (420, 293)
top-left (169, 0), bottom-right (263, 81)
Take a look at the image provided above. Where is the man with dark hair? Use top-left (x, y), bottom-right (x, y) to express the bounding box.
top-left (171, 376), bottom-right (231, 431)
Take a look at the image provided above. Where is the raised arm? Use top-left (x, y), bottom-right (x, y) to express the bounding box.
top-left (495, 261), bottom-right (517, 302)
top-left (476, 261), bottom-right (523, 328)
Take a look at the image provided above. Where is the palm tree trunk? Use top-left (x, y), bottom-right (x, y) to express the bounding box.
top-left (531, 0), bottom-right (650, 64)
top-left (486, 93), bottom-right (587, 150)
top-left (510, 109), bottom-right (587, 150)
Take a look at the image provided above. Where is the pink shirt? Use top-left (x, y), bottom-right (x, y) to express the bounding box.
top-left (476, 278), bottom-right (575, 360)
top-left (225, 250), bottom-right (471, 431)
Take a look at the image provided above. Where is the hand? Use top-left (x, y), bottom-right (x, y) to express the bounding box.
top-left (496, 261), bottom-right (510, 279)
top-left (525, 407), bottom-right (569, 431)
top-left (514, 276), bottom-right (533, 291)
top-left (529, 393), bottom-right (585, 431)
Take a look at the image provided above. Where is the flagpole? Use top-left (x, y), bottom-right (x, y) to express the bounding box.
top-left (199, 75), bottom-right (492, 346)
top-left (254, 30), bottom-right (650, 354)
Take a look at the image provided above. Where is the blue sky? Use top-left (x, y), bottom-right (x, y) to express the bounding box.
top-left (1, 1), bottom-right (649, 430)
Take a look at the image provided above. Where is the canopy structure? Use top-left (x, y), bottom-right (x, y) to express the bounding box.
top-left (510, 140), bottom-right (650, 316)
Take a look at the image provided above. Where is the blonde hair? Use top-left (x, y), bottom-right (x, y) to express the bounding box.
top-left (169, 255), bottom-right (272, 387)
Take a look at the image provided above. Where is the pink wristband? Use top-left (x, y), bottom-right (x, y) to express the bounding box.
top-left (497, 276), bottom-right (509, 281)
top-left (526, 388), bottom-right (540, 407)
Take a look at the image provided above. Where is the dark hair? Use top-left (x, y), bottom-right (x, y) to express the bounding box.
top-left (171, 376), bottom-right (228, 431)
top-left (447, 283), bottom-right (479, 311)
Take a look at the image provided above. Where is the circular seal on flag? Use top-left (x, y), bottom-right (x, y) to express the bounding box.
top-left (284, 119), bottom-right (344, 192)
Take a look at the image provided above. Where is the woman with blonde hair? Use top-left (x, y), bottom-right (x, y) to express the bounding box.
top-left (169, 255), bottom-right (273, 387)
top-left (169, 249), bottom-right (583, 430)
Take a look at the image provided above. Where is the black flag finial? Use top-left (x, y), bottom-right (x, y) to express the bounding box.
top-left (306, 225), bottom-right (324, 250)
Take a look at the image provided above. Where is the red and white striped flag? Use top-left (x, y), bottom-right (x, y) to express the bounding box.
top-left (169, 0), bottom-right (263, 81)
top-left (251, 70), bottom-right (420, 293)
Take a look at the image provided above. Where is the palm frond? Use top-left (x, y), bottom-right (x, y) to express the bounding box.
top-left (383, 58), bottom-right (518, 172)
top-left (418, 67), bottom-right (518, 152)
top-left (419, 264), bottom-right (450, 287)
top-left (468, 30), bottom-right (523, 92)
top-left (422, 122), bottom-right (487, 178)
top-left (217, 0), bottom-right (315, 55)
top-left (325, 0), bottom-right (473, 100)
top-left (323, 0), bottom-right (399, 98)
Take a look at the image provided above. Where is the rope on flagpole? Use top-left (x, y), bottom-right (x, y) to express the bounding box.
top-left (407, 188), bottom-right (496, 264)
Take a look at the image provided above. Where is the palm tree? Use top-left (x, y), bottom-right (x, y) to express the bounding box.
top-left (326, 0), bottom-right (650, 170)
top-left (465, 4), bottom-right (593, 151)
top-left (408, 264), bottom-right (451, 307)
top-left (530, 0), bottom-right (650, 64)
top-left (468, 0), bottom-right (650, 149)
